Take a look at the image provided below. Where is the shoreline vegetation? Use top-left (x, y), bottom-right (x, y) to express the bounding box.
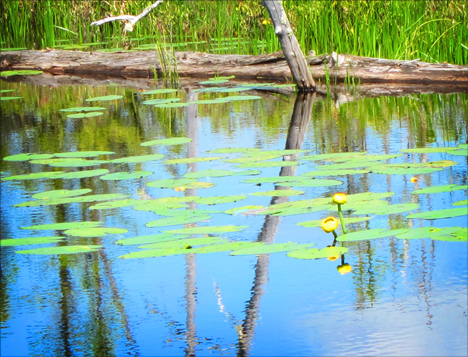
top-left (1, 0), bottom-right (467, 66)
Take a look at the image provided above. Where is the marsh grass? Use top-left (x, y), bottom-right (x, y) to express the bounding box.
top-left (0, 0), bottom-right (466, 64)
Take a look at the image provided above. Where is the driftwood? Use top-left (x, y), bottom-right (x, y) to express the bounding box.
top-left (1, 49), bottom-right (467, 86)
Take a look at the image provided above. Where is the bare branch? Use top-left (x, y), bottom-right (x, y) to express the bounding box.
top-left (90, 0), bottom-right (164, 28)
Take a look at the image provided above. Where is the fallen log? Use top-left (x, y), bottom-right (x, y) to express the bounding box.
top-left (1, 49), bottom-right (467, 86)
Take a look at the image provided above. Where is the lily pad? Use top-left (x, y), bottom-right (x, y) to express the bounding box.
top-left (1, 171), bottom-right (64, 181)
top-left (16, 245), bottom-right (103, 255)
top-left (164, 225), bottom-right (249, 235)
top-left (280, 179), bottom-right (343, 187)
top-left (407, 207), bottom-right (468, 220)
top-left (224, 205), bottom-right (265, 215)
top-left (232, 170), bottom-right (261, 176)
top-left (194, 195), bottom-right (248, 205)
top-left (15, 193), bottom-right (129, 207)
top-left (32, 189), bottom-right (92, 199)
top-left (352, 203), bottom-right (419, 215)
top-left (146, 214), bottom-right (212, 227)
top-left (30, 158), bottom-right (110, 167)
top-left (412, 184), bottom-right (468, 194)
top-left (1, 237), bottom-right (64, 246)
top-left (138, 237), bottom-right (226, 249)
top-left (22, 221), bottom-right (103, 230)
top-left (133, 201), bottom-right (189, 212)
top-left (183, 169), bottom-right (235, 179)
top-left (0, 70), bottom-right (43, 77)
top-left (3, 153), bottom-right (54, 161)
top-left (399, 147), bottom-right (457, 153)
top-left (447, 149), bottom-right (468, 156)
top-left (100, 171), bottom-right (152, 180)
top-left (110, 154), bottom-right (164, 164)
top-left (370, 166), bottom-right (443, 175)
top-left (235, 161), bottom-right (299, 168)
top-left (85, 95), bottom-right (123, 102)
top-left (141, 137), bottom-right (192, 146)
top-left (230, 242), bottom-right (315, 256)
top-left (242, 176), bottom-right (305, 184)
top-left (147, 178), bottom-right (196, 188)
top-left (141, 89), bottom-right (178, 94)
top-left (250, 190), bottom-right (304, 197)
top-left (287, 246), bottom-right (348, 260)
top-left (54, 151), bottom-right (115, 158)
top-left (66, 112), bottom-right (104, 119)
top-left (119, 247), bottom-right (189, 259)
top-left (453, 199), bottom-right (468, 206)
top-left (207, 148), bottom-right (260, 154)
top-left (0, 96), bottom-right (22, 101)
top-left (301, 169), bottom-right (371, 177)
top-left (115, 234), bottom-right (190, 246)
top-left (89, 199), bottom-right (143, 210)
top-left (297, 216), bottom-right (372, 228)
top-left (142, 98), bottom-right (180, 105)
top-left (154, 102), bottom-right (190, 108)
top-left (337, 228), bottom-right (409, 242)
top-left (59, 107), bottom-right (106, 112)
top-left (186, 241), bottom-right (257, 254)
top-left (164, 157), bottom-right (225, 164)
top-left (223, 154), bottom-right (283, 164)
top-left (395, 226), bottom-right (463, 240)
top-left (64, 227), bottom-right (128, 237)
top-left (55, 169), bottom-right (109, 179)
top-left (431, 228), bottom-right (467, 241)
top-left (301, 152), bottom-right (367, 161)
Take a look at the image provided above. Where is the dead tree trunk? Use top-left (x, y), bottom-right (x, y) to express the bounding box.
top-left (262, 0), bottom-right (315, 91)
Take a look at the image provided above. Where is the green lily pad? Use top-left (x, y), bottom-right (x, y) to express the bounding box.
top-left (89, 199), bottom-right (143, 210)
top-left (250, 190), bottom-right (304, 197)
top-left (370, 166), bottom-right (443, 175)
top-left (232, 170), bottom-right (261, 176)
top-left (146, 214), bottom-right (212, 227)
top-left (448, 149), bottom-right (468, 156)
top-left (141, 89), bottom-right (178, 94)
top-left (164, 157), bottom-right (225, 164)
top-left (183, 169), bottom-right (234, 179)
top-left (301, 152), bottom-right (367, 161)
top-left (199, 79), bottom-right (230, 85)
top-left (100, 171), bottom-right (152, 180)
top-left (297, 216), bottom-right (372, 228)
top-left (352, 203), bottom-right (419, 215)
top-left (395, 226), bottom-right (463, 240)
top-left (32, 189), bottom-right (92, 199)
top-left (164, 225), bottom-right (249, 235)
top-left (223, 154), bottom-right (283, 164)
top-left (194, 195), bottom-right (248, 205)
top-left (21, 221), bottom-right (103, 230)
top-left (154, 102), bottom-right (190, 108)
top-left (110, 154), bottom-right (164, 164)
top-left (15, 193), bottom-right (129, 207)
top-left (0, 96), bottom-right (22, 101)
top-left (242, 176), bottom-right (305, 184)
top-left (85, 95), bottom-right (123, 102)
top-left (66, 112), bottom-right (104, 119)
top-left (287, 246), bottom-right (348, 260)
top-left (235, 161), bottom-right (299, 168)
top-left (399, 147), bottom-right (457, 153)
top-left (147, 178), bottom-right (197, 188)
top-left (230, 242), bottom-right (315, 256)
top-left (271, 204), bottom-right (333, 217)
top-left (142, 98), bottom-right (180, 105)
top-left (0, 70), bottom-right (43, 77)
top-left (138, 237), bottom-right (226, 249)
top-left (407, 207), bottom-right (468, 220)
top-left (280, 179), bottom-right (343, 187)
top-left (133, 201), bottom-right (189, 212)
top-left (412, 184), bottom-right (468, 194)
top-left (141, 137), bottom-right (192, 146)
top-left (64, 227), bottom-right (128, 237)
top-left (16, 245), bottom-right (103, 255)
top-left (453, 200), bottom-right (468, 206)
top-left (224, 205), bottom-right (265, 215)
top-left (207, 148), bottom-right (261, 154)
top-left (119, 247), bottom-right (189, 259)
top-left (54, 151), bottom-right (115, 158)
top-left (301, 169), bottom-right (371, 177)
top-left (30, 158), bottom-right (110, 167)
top-left (337, 228), bottom-right (409, 242)
top-left (59, 107), bottom-right (106, 112)
top-left (55, 169), bottom-right (109, 179)
top-left (431, 228), bottom-right (467, 241)
top-left (115, 234), bottom-right (190, 246)
top-left (1, 237), bottom-right (64, 246)
top-left (3, 153), bottom-right (54, 161)
top-left (1, 171), bottom-right (64, 181)
top-left (186, 241), bottom-right (257, 254)
top-left (344, 199), bottom-right (389, 211)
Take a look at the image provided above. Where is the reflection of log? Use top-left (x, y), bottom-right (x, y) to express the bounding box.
top-left (2, 50), bottom-right (467, 85)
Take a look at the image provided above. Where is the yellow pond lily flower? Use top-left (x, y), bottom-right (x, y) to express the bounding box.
top-left (332, 192), bottom-right (348, 205)
top-left (321, 217), bottom-right (339, 233)
top-left (327, 255), bottom-right (340, 261)
top-left (174, 187), bottom-right (186, 192)
top-left (337, 263), bottom-right (352, 275)
top-left (410, 177), bottom-right (419, 183)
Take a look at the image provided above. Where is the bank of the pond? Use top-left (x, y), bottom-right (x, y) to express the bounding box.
top-left (2, 50), bottom-right (468, 86)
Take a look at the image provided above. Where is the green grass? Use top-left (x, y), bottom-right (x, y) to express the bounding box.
top-left (0, 0), bottom-right (466, 64)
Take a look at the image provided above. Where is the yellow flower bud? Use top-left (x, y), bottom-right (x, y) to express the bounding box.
top-left (321, 217), bottom-right (339, 233)
top-left (332, 192), bottom-right (348, 205)
top-left (337, 263), bottom-right (352, 275)
top-left (410, 177), bottom-right (418, 183)
top-left (327, 255), bottom-right (340, 261)
top-left (174, 187), bottom-right (186, 192)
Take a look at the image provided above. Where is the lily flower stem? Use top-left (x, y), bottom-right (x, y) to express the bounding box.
top-left (332, 230), bottom-right (338, 239)
top-left (337, 204), bottom-right (347, 234)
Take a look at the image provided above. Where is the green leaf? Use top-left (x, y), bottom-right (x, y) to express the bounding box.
top-left (250, 190), bottom-right (304, 197)
top-left (153, 102), bottom-right (189, 108)
top-left (0, 70), bottom-right (43, 77)
top-left (183, 169), bottom-right (234, 179)
top-left (352, 203), bottom-right (419, 215)
top-left (287, 246), bottom-right (348, 260)
top-left (142, 98), bottom-right (180, 105)
top-left (224, 205), bottom-right (265, 215)
top-left (230, 242), bottom-right (315, 256)
top-left (15, 193), bottom-right (129, 207)
top-left (90, 199), bottom-right (143, 210)
top-left (235, 161), bottom-right (299, 168)
top-left (242, 176), bottom-right (305, 184)
top-left (55, 169), bottom-right (109, 179)
top-left (301, 169), bottom-right (371, 177)
top-left (54, 151), bottom-right (114, 158)
top-left (30, 158), bottom-right (109, 167)
top-left (3, 153), bottom-right (54, 161)
top-left (337, 228), bottom-right (409, 242)
top-left (186, 241), bottom-right (257, 254)
top-left (1, 237), bottom-right (64, 246)
top-left (147, 178), bottom-right (196, 188)
top-left (431, 228), bottom-right (467, 241)
top-left (157, 209), bottom-right (223, 216)
top-left (447, 149), bottom-right (468, 156)
top-left (407, 207), bottom-right (468, 219)
top-left (100, 171), bottom-right (152, 180)
top-left (138, 237), bottom-right (226, 249)
top-left (164, 157), bottom-right (225, 164)
top-left (280, 179), bottom-right (343, 187)
top-left (22, 221), bottom-right (103, 230)
top-left (64, 227), bottom-right (128, 237)
top-left (399, 147), bottom-right (457, 153)
top-left (85, 95), bottom-right (123, 102)
top-left (110, 154), bottom-right (164, 164)
top-left (146, 214), bottom-right (212, 227)
top-left (207, 148), bottom-right (260, 154)
top-left (141, 89), bottom-right (178, 94)
top-left (412, 184), bottom-right (468, 194)
top-left (115, 234), bottom-right (190, 246)
top-left (0, 96), bottom-right (22, 101)
top-left (232, 170), bottom-right (261, 176)
top-left (224, 154), bottom-right (283, 164)
top-left (119, 248), bottom-right (189, 259)
top-left (16, 245), bottom-right (103, 255)
top-left (164, 225), bottom-right (249, 235)
top-left (395, 226), bottom-right (463, 240)
top-left (301, 152), bottom-right (367, 161)
top-left (141, 137), bottom-right (192, 146)
top-left (1, 171), bottom-right (65, 181)
top-left (453, 200), bottom-right (468, 206)
top-left (194, 195), bottom-right (248, 205)
top-left (66, 112), bottom-right (104, 119)
top-left (32, 189), bottom-right (92, 199)
top-left (59, 106), bottom-right (106, 112)
top-left (370, 166), bottom-right (443, 175)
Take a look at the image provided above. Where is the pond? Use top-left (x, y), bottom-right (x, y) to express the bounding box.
top-left (1, 76), bottom-right (467, 357)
